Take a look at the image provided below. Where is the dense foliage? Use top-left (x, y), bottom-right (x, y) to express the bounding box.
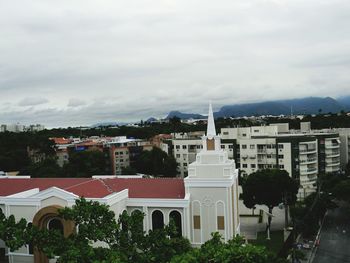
top-left (0, 198), bottom-right (288, 263)
top-left (132, 147), bottom-right (178, 177)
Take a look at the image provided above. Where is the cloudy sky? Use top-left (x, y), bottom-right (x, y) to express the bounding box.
top-left (1, 0), bottom-right (350, 127)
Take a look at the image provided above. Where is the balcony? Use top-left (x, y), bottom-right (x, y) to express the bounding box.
top-left (326, 162), bottom-right (340, 167)
top-left (299, 158), bottom-right (317, 164)
top-left (300, 167), bottom-right (317, 175)
top-left (327, 152), bottom-right (340, 158)
top-left (325, 143), bottom-right (340, 149)
top-left (299, 149), bottom-right (317, 154)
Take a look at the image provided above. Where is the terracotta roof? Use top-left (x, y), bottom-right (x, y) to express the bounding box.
top-left (50, 137), bottom-right (72, 144)
top-left (0, 178), bottom-right (185, 199)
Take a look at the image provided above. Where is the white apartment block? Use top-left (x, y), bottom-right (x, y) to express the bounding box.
top-left (170, 138), bottom-right (235, 177)
top-left (221, 123), bottom-right (341, 198)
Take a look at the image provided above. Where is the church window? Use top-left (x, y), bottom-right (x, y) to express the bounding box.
top-left (169, 211), bottom-right (182, 237)
top-left (193, 215), bottom-right (201, 229)
top-left (217, 216), bottom-right (225, 230)
top-left (152, 210), bottom-right (164, 230)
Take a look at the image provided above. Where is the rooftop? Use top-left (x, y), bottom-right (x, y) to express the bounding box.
top-left (0, 177), bottom-right (185, 199)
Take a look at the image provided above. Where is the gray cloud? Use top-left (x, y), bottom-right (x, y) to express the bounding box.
top-left (67, 98), bottom-right (86, 107)
top-left (0, 0), bottom-right (350, 127)
top-left (18, 97), bottom-right (49, 107)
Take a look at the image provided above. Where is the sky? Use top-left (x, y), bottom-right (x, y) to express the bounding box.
top-left (1, 0), bottom-right (350, 128)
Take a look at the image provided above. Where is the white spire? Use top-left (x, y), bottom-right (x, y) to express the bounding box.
top-left (207, 102), bottom-right (216, 139)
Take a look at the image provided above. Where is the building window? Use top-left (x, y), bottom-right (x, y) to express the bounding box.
top-left (242, 164), bottom-right (247, 168)
top-left (278, 155), bottom-right (284, 159)
top-left (193, 215), bottom-right (201, 229)
top-left (152, 210), bottom-right (164, 230)
top-left (169, 211), bottom-right (182, 237)
top-left (251, 164), bottom-right (256, 168)
top-left (279, 165), bottom-right (285, 169)
top-left (242, 145), bottom-right (247, 149)
top-left (176, 154), bottom-right (180, 158)
top-left (278, 144), bottom-right (284, 149)
top-left (229, 145), bottom-right (233, 149)
top-left (250, 145), bottom-right (255, 149)
top-left (217, 216), bottom-right (225, 230)
top-left (182, 145), bottom-right (187, 149)
top-left (267, 145), bottom-right (271, 149)
top-left (223, 132), bottom-right (228, 135)
top-left (242, 133), bottom-right (247, 137)
top-left (176, 145), bottom-right (180, 149)
top-left (221, 145), bottom-right (225, 149)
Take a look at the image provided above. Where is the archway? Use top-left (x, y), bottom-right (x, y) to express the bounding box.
top-left (32, 206), bottom-right (74, 263)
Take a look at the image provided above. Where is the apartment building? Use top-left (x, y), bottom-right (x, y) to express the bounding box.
top-left (106, 137), bottom-right (152, 175)
top-left (338, 128), bottom-right (350, 169)
top-left (164, 135), bottom-right (236, 177)
top-left (221, 123), bottom-right (341, 197)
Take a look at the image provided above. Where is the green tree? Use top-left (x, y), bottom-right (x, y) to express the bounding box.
top-left (241, 169), bottom-right (298, 238)
top-left (63, 150), bottom-right (109, 177)
top-left (133, 147), bottom-right (178, 177)
top-left (333, 180), bottom-right (350, 202)
top-left (0, 210), bottom-right (29, 251)
top-left (121, 166), bottom-right (137, 175)
top-left (26, 158), bottom-right (63, 178)
top-left (171, 232), bottom-right (286, 263)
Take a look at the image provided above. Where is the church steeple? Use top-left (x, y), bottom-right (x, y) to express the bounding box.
top-left (207, 102), bottom-right (216, 139)
top-left (203, 102), bottom-right (219, 151)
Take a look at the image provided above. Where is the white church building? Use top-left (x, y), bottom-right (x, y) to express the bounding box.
top-left (0, 104), bottom-right (240, 263)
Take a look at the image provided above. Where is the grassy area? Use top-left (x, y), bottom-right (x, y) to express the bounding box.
top-left (250, 230), bottom-right (284, 254)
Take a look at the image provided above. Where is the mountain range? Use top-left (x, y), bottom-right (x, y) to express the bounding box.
top-left (166, 96), bottom-right (350, 120)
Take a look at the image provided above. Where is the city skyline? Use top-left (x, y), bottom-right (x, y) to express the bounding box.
top-left (1, 0), bottom-right (350, 127)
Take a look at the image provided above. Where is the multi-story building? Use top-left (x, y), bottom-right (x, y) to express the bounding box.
top-left (338, 128), bottom-right (350, 169)
top-left (106, 137), bottom-right (152, 175)
top-left (221, 123), bottom-right (341, 197)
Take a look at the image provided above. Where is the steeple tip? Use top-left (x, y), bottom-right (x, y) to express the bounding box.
top-left (207, 102), bottom-right (216, 139)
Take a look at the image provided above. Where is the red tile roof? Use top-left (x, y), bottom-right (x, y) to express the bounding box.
top-left (0, 178), bottom-right (185, 199)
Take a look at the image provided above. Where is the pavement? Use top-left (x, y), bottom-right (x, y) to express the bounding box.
top-left (310, 202), bottom-right (350, 263)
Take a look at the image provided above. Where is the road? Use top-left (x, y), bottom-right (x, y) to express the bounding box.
top-left (313, 202), bottom-right (350, 263)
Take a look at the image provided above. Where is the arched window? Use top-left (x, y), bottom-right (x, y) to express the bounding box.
top-left (152, 210), bottom-right (164, 230)
top-left (131, 210), bottom-right (144, 231)
top-left (47, 218), bottom-right (64, 235)
top-left (169, 210), bottom-right (182, 237)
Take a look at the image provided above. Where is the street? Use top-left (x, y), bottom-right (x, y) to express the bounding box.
top-left (313, 202), bottom-right (350, 263)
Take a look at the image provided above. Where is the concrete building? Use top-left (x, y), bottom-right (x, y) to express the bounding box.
top-left (221, 123), bottom-right (341, 198)
top-left (0, 104), bottom-right (240, 262)
top-left (337, 128), bottom-right (350, 169)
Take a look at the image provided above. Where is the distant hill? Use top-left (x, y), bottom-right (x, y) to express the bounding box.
top-left (338, 96), bottom-right (350, 110)
top-left (166, 96), bottom-right (349, 120)
top-left (166, 111), bottom-right (205, 120)
top-left (216, 97), bottom-right (344, 117)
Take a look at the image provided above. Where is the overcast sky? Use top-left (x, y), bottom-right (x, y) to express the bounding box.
top-left (1, 0), bottom-right (350, 127)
